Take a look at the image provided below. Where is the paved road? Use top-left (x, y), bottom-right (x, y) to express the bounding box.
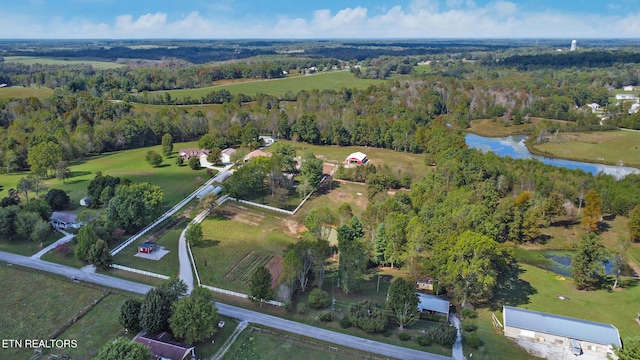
top-left (0, 251), bottom-right (452, 360)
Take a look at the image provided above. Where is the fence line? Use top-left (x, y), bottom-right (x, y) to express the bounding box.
top-left (111, 264), bottom-right (170, 280)
top-left (201, 284), bottom-right (283, 307)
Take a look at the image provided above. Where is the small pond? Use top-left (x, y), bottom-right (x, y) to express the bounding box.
top-left (530, 250), bottom-right (637, 277)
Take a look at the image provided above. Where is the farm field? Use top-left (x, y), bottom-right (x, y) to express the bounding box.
top-left (0, 85), bottom-right (54, 99)
top-left (0, 141), bottom-right (213, 208)
top-left (222, 326), bottom-right (379, 360)
top-left (0, 264), bottom-right (119, 359)
top-left (467, 118), bottom-right (570, 137)
top-left (532, 130), bottom-right (640, 168)
top-left (3, 56), bottom-right (124, 69)
top-left (193, 202), bottom-right (297, 293)
top-left (145, 71), bottom-right (385, 100)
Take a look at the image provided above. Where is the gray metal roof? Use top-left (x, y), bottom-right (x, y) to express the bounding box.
top-left (417, 293), bottom-right (450, 314)
top-left (503, 306), bottom-right (621, 347)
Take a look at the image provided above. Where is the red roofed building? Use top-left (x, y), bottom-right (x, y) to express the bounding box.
top-left (134, 332), bottom-right (195, 360)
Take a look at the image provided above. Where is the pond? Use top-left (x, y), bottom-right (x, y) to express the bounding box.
top-left (525, 250), bottom-right (637, 278)
top-left (465, 133), bottom-right (640, 179)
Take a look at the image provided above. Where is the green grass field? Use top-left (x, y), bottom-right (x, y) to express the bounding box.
top-left (145, 71), bottom-right (385, 100)
top-left (467, 118), bottom-right (570, 137)
top-left (0, 141), bottom-right (213, 209)
top-left (0, 86), bottom-right (54, 99)
top-left (222, 326), bottom-right (374, 360)
top-left (3, 56), bottom-right (124, 69)
top-left (0, 229), bottom-right (63, 256)
top-left (532, 130), bottom-right (640, 168)
top-left (193, 202), bottom-right (296, 293)
top-left (0, 264), bottom-right (114, 359)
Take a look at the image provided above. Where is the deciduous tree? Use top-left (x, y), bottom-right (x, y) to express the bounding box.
top-left (629, 205), bottom-right (640, 243)
top-left (140, 279), bottom-right (187, 334)
top-left (94, 338), bottom-right (150, 360)
top-left (145, 150), bottom-right (163, 167)
top-left (386, 277), bottom-right (420, 330)
top-left (582, 189), bottom-right (602, 233)
top-left (207, 147), bottom-right (222, 165)
top-left (169, 286), bottom-right (218, 344)
top-left (27, 141), bottom-right (63, 178)
top-left (249, 265), bottom-right (272, 306)
top-left (75, 225), bottom-right (99, 262)
top-left (119, 298), bottom-right (142, 332)
top-left (347, 300), bottom-right (388, 333)
top-left (45, 188), bottom-right (71, 211)
top-left (338, 216), bottom-right (367, 294)
top-left (185, 223), bottom-right (203, 246)
top-left (105, 182), bottom-right (164, 233)
top-left (88, 238), bottom-right (112, 270)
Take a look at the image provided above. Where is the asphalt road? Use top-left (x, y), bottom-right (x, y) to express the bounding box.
top-left (0, 251), bottom-right (452, 360)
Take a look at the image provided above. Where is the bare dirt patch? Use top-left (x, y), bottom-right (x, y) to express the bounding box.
top-left (224, 204), bottom-right (266, 227)
top-left (281, 219), bottom-right (305, 236)
top-left (265, 255), bottom-right (283, 289)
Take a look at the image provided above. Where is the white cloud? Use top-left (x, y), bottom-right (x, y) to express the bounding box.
top-left (2, 3), bottom-right (640, 39)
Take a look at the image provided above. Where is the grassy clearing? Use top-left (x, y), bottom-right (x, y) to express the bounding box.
top-left (0, 264), bottom-right (108, 359)
top-left (102, 268), bottom-right (169, 287)
top-left (193, 315), bottom-right (238, 358)
top-left (193, 202), bottom-right (297, 293)
top-left (40, 241), bottom-right (85, 268)
top-left (0, 229), bottom-right (64, 256)
top-left (0, 86), bottom-right (54, 99)
top-left (147, 71), bottom-right (385, 100)
top-left (3, 56), bottom-right (124, 69)
top-left (295, 180), bottom-right (369, 220)
top-left (58, 293), bottom-right (130, 360)
top-left (222, 326), bottom-right (384, 360)
top-left (532, 130), bottom-right (640, 168)
top-left (467, 118), bottom-right (570, 137)
top-left (0, 141), bottom-right (212, 208)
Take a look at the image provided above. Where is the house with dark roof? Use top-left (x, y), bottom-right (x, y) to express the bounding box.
top-left (417, 293), bottom-right (450, 316)
top-left (502, 306), bottom-right (621, 357)
top-left (134, 332), bottom-right (195, 360)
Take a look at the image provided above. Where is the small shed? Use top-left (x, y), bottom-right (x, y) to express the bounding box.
top-left (79, 196), bottom-right (91, 207)
top-left (345, 152), bottom-right (368, 165)
top-left (623, 85), bottom-right (635, 91)
top-left (221, 148), bottom-right (236, 163)
top-left (138, 241), bottom-right (157, 254)
top-left (416, 277), bottom-right (434, 291)
top-left (417, 293), bottom-right (450, 316)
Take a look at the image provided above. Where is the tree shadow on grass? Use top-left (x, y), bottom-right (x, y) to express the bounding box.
top-left (156, 163), bottom-right (171, 168)
top-left (195, 240), bottom-right (220, 248)
top-left (489, 263), bottom-right (537, 311)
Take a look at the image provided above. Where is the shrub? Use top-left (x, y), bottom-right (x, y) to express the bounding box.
top-left (463, 321), bottom-right (477, 332)
top-left (464, 334), bottom-right (482, 349)
top-left (284, 302), bottom-right (294, 312)
top-left (425, 321), bottom-right (458, 346)
top-left (398, 332), bottom-right (411, 341)
top-left (317, 311), bottom-right (332, 322)
top-left (382, 329), bottom-right (392, 337)
top-left (307, 288), bottom-right (330, 310)
top-left (461, 307), bottom-right (477, 319)
top-left (339, 319), bottom-right (352, 329)
top-left (296, 302), bottom-right (307, 314)
top-left (347, 300), bottom-right (388, 333)
top-left (416, 335), bottom-right (432, 346)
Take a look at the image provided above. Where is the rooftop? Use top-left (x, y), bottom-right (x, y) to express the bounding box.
top-left (503, 306), bottom-right (621, 347)
top-left (417, 293), bottom-right (450, 314)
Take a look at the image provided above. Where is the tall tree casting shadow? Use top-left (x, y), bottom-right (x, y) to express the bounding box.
top-left (490, 263), bottom-right (537, 311)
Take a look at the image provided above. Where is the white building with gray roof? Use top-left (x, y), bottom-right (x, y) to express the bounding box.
top-left (502, 306), bottom-right (620, 358)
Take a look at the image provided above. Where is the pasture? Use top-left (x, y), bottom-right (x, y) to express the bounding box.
top-left (532, 130), bottom-right (640, 168)
top-left (192, 202), bottom-right (297, 293)
top-left (0, 141), bottom-right (213, 208)
top-left (3, 56), bottom-right (123, 69)
top-left (467, 118), bottom-right (570, 137)
top-left (0, 86), bottom-right (54, 99)
top-left (0, 264), bottom-right (125, 359)
top-left (146, 71), bottom-right (385, 100)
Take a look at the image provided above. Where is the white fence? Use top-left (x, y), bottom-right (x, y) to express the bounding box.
top-left (111, 264), bottom-right (170, 280)
top-left (201, 284), bottom-right (283, 307)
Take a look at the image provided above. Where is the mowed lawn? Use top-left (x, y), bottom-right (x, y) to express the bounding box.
top-left (0, 141), bottom-right (212, 208)
top-left (193, 202), bottom-right (297, 293)
top-left (467, 118), bottom-right (570, 137)
top-left (3, 56), bottom-right (124, 69)
top-left (222, 326), bottom-right (372, 360)
top-left (147, 71), bottom-right (386, 100)
top-left (0, 265), bottom-right (109, 359)
top-left (0, 86), bottom-right (54, 99)
top-left (533, 130), bottom-right (640, 168)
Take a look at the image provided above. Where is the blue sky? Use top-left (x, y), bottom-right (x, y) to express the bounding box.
top-left (1, 0), bottom-right (639, 39)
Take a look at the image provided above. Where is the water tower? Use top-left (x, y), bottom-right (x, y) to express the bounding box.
top-left (570, 40), bottom-right (577, 51)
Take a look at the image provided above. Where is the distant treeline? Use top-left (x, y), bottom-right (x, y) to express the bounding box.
top-left (499, 50), bottom-right (640, 69)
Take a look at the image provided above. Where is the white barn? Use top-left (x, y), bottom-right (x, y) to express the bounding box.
top-left (502, 306), bottom-right (620, 358)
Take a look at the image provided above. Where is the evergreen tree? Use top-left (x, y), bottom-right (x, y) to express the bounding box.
top-left (572, 232), bottom-right (607, 290)
top-left (249, 266), bottom-right (272, 306)
top-left (161, 133), bottom-right (173, 157)
top-left (119, 298), bottom-right (142, 332)
top-left (386, 278), bottom-right (420, 330)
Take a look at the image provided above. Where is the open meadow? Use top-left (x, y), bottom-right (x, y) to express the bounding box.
top-left (146, 71), bottom-right (385, 100)
top-left (467, 118), bottom-right (570, 137)
top-left (0, 264), bottom-right (130, 359)
top-left (0, 141), bottom-right (213, 208)
top-left (3, 56), bottom-right (124, 69)
top-left (532, 130), bottom-right (640, 168)
top-left (0, 86), bottom-right (54, 99)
